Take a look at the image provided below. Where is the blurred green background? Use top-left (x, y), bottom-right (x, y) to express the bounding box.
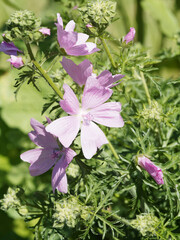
top-left (0, 0), bottom-right (179, 239)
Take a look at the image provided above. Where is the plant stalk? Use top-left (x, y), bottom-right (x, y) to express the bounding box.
top-left (107, 138), bottom-right (119, 160)
top-left (100, 38), bottom-right (117, 68)
top-left (25, 42), bottom-right (63, 99)
top-left (140, 71), bottom-right (151, 105)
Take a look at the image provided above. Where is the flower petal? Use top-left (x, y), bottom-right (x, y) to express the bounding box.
top-left (65, 20), bottom-right (76, 32)
top-left (0, 41), bottom-right (23, 56)
top-left (61, 57), bottom-right (92, 86)
top-left (97, 70), bottom-right (125, 88)
top-left (52, 148), bottom-right (76, 193)
top-left (90, 102), bottom-right (124, 127)
top-left (82, 76), bottom-right (112, 110)
top-left (75, 33), bottom-right (89, 45)
top-left (29, 118), bottom-right (58, 148)
top-left (81, 121), bottom-right (108, 159)
top-left (46, 116), bottom-right (80, 148)
top-left (20, 148), bottom-right (55, 176)
top-left (60, 84), bottom-right (79, 114)
top-left (66, 43), bottom-right (99, 56)
top-left (57, 13), bottom-right (63, 27)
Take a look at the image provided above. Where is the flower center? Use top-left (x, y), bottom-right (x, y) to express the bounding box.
top-left (82, 112), bottom-right (94, 125)
top-left (52, 149), bottom-right (61, 159)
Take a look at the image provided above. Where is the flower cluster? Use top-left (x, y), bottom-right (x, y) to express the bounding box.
top-left (0, 187), bottom-right (22, 211)
top-left (2, 10), bottom-right (162, 193)
top-left (53, 197), bottom-right (90, 228)
top-left (131, 213), bottom-right (160, 236)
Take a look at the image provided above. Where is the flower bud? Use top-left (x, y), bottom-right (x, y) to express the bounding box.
top-left (0, 187), bottom-right (22, 211)
top-left (137, 155), bottom-right (164, 185)
top-left (18, 205), bottom-right (28, 216)
top-left (39, 27), bottom-right (51, 36)
top-left (123, 27), bottom-right (136, 44)
top-left (5, 10), bottom-right (42, 42)
top-left (7, 55), bottom-right (24, 68)
top-left (79, 0), bottom-right (116, 35)
top-left (131, 213), bottom-right (160, 236)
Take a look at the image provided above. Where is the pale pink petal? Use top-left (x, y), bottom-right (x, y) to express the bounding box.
top-left (20, 148), bottom-right (56, 176)
top-left (39, 28), bottom-right (51, 36)
top-left (65, 20), bottom-right (75, 32)
top-left (90, 102), bottom-right (124, 127)
top-left (52, 148), bottom-right (76, 193)
top-left (46, 116), bottom-right (80, 148)
top-left (81, 121), bottom-right (108, 159)
top-left (29, 118), bottom-right (58, 148)
top-left (66, 44), bottom-right (99, 56)
top-left (52, 156), bottom-right (67, 193)
top-left (83, 75), bottom-right (100, 91)
top-left (97, 70), bottom-right (125, 88)
top-left (60, 84), bottom-right (79, 114)
top-left (57, 13), bottom-right (63, 27)
top-left (75, 33), bottom-right (89, 45)
top-left (85, 42), bottom-right (100, 54)
top-left (57, 28), bottom-right (77, 50)
top-left (82, 77), bottom-right (112, 110)
top-left (61, 57), bottom-right (92, 86)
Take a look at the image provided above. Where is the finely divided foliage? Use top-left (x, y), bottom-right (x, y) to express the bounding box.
top-left (0, 1), bottom-right (180, 239)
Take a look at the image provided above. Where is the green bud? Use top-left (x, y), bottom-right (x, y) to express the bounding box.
top-left (79, 0), bottom-right (117, 35)
top-left (18, 205), bottom-right (28, 216)
top-left (53, 196), bottom-right (91, 228)
top-left (131, 213), bottom-right (160, 236)
top-left (4, 10), bottom-right (42, 42)
top-left (66, 163), bottom-right (80, 178)
top-left (0, 187), bottom-right (22, 211)
top-left (138, 101), bottom-right (163, 122)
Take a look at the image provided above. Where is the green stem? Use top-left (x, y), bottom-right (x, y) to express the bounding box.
top-left (25, 42), bottom-right (63, 99)
top-left (107, 138), bottom-right (119, 160)
top-left (140, 71), bottom-right (151, 105)
top-left (33, 61), bottom-right (64, 99)
top-left (100, 38), bottom-right (117, 68)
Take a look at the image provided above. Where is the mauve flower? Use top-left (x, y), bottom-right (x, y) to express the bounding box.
top-left (123, 27), bottom-right (136, 44)
top-left (20, 118), bottom-right (76, 193)
top-left (61, 57), bottom-right (125, 87)
top-left (0, 41), bottom-right (23, 56)
top-left (7, 55), bottom-right (24, 68)
top-left (39, 27), bottom-right (51, 36)
top-left (138, 155), bottom-right (164, 185)
top-left (46, 80), bottom-right (124, 159)
top-left (56, 13), bottom-right (100, 56)
top-left (86, 24), bottom-right (93, 28)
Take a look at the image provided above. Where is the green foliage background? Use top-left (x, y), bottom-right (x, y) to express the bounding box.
top-left (0, 0), bottom-right (180, 239)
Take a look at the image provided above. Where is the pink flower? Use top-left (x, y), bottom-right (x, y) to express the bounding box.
top-left (72, 5), bottom-right (78, 10)
top-left (86, 24), bottom-right (93, 28)
top-left (46, 80), bottom-right (124, 159)
top-left (61, 57), bottom-right (125, 87)
top-left (0, 41), bottom-right (23, 56)
top-left (56, 13), bottom-right (100, 56)
top-left (123, 27), bottom-right (136, 44)
top-left (39, 27), bottom-right (51, 36)
top-left (7, 56), bottom-right (24, 68)
top-left (20, 118), bottom-right (76, 193)
top-left (138, 155), bottom-right (164, 185)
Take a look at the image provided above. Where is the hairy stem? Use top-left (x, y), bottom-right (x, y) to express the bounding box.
top-left (25, 42), bottom-right (63, 99)
top-left (100, 38), bottom-right (117, 68)
top-left (140, 71), bottom-right (151, 105)
top-left (107, 138), bottom-right (119, 160)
